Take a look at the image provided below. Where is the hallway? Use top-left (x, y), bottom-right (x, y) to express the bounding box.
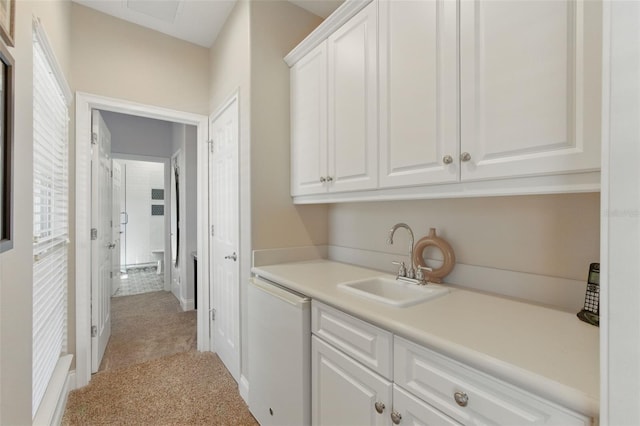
top-left (63, 292), bottom-right (256, 424)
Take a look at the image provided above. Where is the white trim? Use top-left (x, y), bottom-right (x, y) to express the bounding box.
top-left (284, 0), bottom-right (373, 66)
top-left (75, 92), bottom-right (208, 388)
top-left (599, 0), bottom-right (610, 423)
top-left (32, 17), bottom-right (72, 104)
top-left (112, 153), bottom-right (172, 292)
top-left (292, 171), bottom-right (600, 204)
top-left (180, 297), bottom-right (195, 312)
top-left (239, 374), bottom-right (250, 405)
top-left (32, 354), bottom-right (73, 426)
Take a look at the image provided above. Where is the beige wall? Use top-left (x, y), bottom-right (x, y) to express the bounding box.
top-left (0, 2), bottom-right (72, 423)
top-left (250, 0), bottom-right (327, 250)
top-left (71, 3), bottom-right (210, 115)
top-left (329, 193), bottom-right (600, 281)
top-left (208, 0), bottom-right (326, 381)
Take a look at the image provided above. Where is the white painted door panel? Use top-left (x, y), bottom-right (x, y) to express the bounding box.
top-left (393, 385), bottom-right (461, 426)
top-left (460, 0), bottom-right (599, 181)
top-left (91, 110), bottom-right (112, 373)
top-left (209, 97), bottom-right (240, 381)
top-left (111, 161), bottom-right (122, 295)
top-left (291, 42), bottom-right (328, 196)
top-left (312, 336), bottom-right (392, 426)
top-left (379, 0), bottom-right (459, 188)
top-left (327, 1), bottom-right (378, 192)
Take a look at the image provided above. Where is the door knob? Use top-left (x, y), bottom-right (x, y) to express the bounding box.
top-left (374, 402), bottom-right (385, 414)
top-left (460, 152), bottom-right (472, 162)
top-left (224, 252), bottom-right (237, 261)
top-left (442, 155), bottom-right (453, 164)
top-left (107, 242), bottom-right (116, 249)
top-left (390, 410), bottom-right (402, 424)
top-left (320, 176), bottom-right (326, 183)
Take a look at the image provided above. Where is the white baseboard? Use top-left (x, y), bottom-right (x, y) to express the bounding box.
top-left (180, 297), bottom-right (195, 311)
top-left (239, 374), bottom-right (250, 405)
top-left (33, 355), bottom-right (74, 426)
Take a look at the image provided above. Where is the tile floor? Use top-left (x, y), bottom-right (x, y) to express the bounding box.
top-left (113, 266), bottom-right (164, 297)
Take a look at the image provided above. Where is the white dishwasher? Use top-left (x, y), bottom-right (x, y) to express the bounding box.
top-left (248, 277), bottom-right (311, 426)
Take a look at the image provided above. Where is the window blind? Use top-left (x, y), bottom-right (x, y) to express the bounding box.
top-left (32, 23), bottom-right (70, 418)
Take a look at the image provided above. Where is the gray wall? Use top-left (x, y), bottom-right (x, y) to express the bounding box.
top-left (102, 111), bottom-right (174, 158)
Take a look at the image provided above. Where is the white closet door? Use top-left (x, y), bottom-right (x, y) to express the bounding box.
top-left (379, 0), bottom-right (459, 188)
top-left (460, 0), bottom-right (600, 181)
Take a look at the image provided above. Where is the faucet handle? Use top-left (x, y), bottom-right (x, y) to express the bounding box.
top-left (415, 265), bottom-right (433, 283)
top-left (391, 261), bottom-right (407, 278)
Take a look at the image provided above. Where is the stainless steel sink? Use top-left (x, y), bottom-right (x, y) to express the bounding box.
top-left (338, 276), bottom-right (450, 307)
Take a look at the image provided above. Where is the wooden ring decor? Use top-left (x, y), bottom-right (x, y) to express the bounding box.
top-left (412, 228), bottom-right (455, 284)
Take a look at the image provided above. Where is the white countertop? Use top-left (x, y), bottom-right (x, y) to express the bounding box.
top-left (252, 259), bottom-right (599, 417)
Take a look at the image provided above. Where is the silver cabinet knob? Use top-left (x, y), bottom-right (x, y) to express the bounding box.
top-left (391, 410), bottom-right (402, 424)
top-left (460, 152), bottom-right (471, 162)
top-left (454, 391), bottom-right (469, 407)
top-left (107, 242), bottom-right (116, 249)
top-left (326, 176), bottom-right (333, 182)
top-left (320, 176), bottom-right (326, 183)
top-left (224, 252), bottom-right (237, 261)
top-left (374, 402), bottom-right (385, 414)
top-left (442, 155), bottom-right (453, 164)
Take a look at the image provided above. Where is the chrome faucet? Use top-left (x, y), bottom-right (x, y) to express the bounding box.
top-left (387, 223), bottom-right (416, 279)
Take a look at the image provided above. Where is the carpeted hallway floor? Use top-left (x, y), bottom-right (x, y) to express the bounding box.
top-left (63, 291), bottom-right (257, 425)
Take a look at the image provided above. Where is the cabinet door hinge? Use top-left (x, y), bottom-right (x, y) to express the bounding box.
top-left (110, 271), bottom-right (113, 279)
top-left (91, 132), bottom-right (98, 145)
top-left (91, 325), bottom-right (97, 337)
top-left (208, 139), bottom-right (214, 153)
top-left (211, 225), bottom-right (215, 237)
top-left (210, 308), bottom-right (216, 321)
top-left (91, 228), bottom-right (98, 240)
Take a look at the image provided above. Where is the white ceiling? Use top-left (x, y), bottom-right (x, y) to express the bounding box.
top-left (71, 0), bottom-right (343, 48)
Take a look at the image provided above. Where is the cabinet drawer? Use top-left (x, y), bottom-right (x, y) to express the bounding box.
top-left (394, 337), bottom-right (590, 426)
top-left (312, 301), bottom-right (393, 379)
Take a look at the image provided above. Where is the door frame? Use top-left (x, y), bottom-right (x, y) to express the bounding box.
top-left (75, 92), bottom-right (209, 388)
top-left (112, 153), bottom-right (172, 292)
top-left (208, 92), bottom-right (241, 381)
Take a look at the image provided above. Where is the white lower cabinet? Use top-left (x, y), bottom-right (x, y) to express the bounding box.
top-left (312, 336), bottom-right (392, 426)
top-left (310, 301), bottom-right (592, 426)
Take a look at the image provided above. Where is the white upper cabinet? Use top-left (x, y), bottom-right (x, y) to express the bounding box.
top-left (459, 0), bottom-right (600, 181)
top-left (327, 1), bottom-right (378, 193)
top-left (287, 0), bottom-right (601, 202)
top-left (291, 41), bottom-right (328, 196)
top-left (379, 0), bottom-right (459, 188)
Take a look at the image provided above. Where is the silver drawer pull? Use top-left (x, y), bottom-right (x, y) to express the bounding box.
top-left (374, 401), bottom-right (385, 414)
top-left (391, 410), bottom-right (402, 424)
top-left (454, 391), bottom-right (469, 407)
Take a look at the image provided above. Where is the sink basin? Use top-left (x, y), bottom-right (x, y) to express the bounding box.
top-left (338, 276), bottom-right (450, 307)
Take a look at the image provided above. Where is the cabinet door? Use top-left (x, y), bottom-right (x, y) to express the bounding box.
top-left (393, 385), bottom-right (462, 426)
top-left (291, 42), bottom-right (328, 196)
top-left (312, 336), bottom-right (392, 426)
top-left (460, 0), bottom-right (601, 181)
top-left (327, 1), bottom-right (378, 192)
top-left (379, 0), bottom-right (459, 188)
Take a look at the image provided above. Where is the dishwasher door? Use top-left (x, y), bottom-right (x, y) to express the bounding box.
top-left (248, 277), bottom-right (311, 426)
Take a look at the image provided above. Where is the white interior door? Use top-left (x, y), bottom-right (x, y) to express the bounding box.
top-left (209, 96), bottom-right (240, 381)
top-left (111, 161), bottom-right (122, 295)
top-left (91, 110), bottom-right (113, 373)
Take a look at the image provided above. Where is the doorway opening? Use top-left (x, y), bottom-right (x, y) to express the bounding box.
top-left (113, 158), bottom-right (167, 297)
top-left (75, 93), bottom-right (210, 387)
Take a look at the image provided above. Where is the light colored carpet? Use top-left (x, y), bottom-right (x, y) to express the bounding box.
top-left (64, 291), bottom-right (256, 425)
top-left (63, 351), bottom-right (257, 425)
top-left (99, 291), bottom-right (196, 371)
